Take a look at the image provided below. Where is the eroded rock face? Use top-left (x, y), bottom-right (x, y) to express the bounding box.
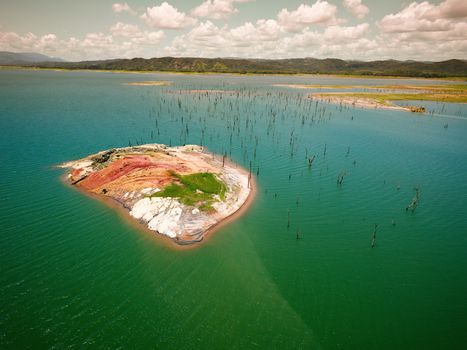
top-left (59, 144), bottom-right (252, 245)
top-left (130, 197), bottom-right (183, 238)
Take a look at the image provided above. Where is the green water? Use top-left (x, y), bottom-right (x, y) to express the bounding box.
top-left (1, 70), bottom-right (466, 349)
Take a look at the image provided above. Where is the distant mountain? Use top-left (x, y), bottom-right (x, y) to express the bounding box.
top-left (0, 51), bottom-right (65, 65)
top-left (4, 55), bottom-right (467, 78)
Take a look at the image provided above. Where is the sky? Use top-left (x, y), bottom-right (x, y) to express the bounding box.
top-left (0, 0), bottom-right (466, 61)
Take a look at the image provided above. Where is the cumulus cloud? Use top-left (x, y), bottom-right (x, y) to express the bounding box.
top-left (110, 22), bottom-right (165, 45)
top-left (0, 31), bottom-right (115, 60)
top-left (432, 0), bottom-right (467, 19)
top-left (323, 23), bottom-right (369, 43)
top-left (278, 23), bottom-right (372, 58)
top-left (0, 31), bottom-right (42, 52)
top-left (229, 19), bottom-right (282, 45)
top-left (112, 2), bottom-right (136, 15)
top-left (375, 0), bottom-right (467, 60)
top-left (0, 27), bottom-right (164, 61)
top-left (277, 1), bottom-right (339, 33)
top-left (162, 15), bottom-right (465, 61)
top-left (110, 22), bottom-right (141, 37)
top-left (165, 20), bottom-right (276, 56)
top-left (141, 2), bottom-right (197, 29)
top-left (131, 30), bottom-right (165, 45)
top-left (164, 21), bottom-right (375, 59)
top-left (2, 0), bottom-right (466, 62)
top-left (343, 0), bottom-right (369, 19)
top-left (191, 0), bottom-right (252, 20)
top-left (379, 0), bottom-right (466, 33)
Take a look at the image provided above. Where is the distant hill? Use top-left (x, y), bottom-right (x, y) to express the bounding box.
top-left (0, 51), bottom-right (65, 65)
top-left (3, 55), bottom-right (467, 77)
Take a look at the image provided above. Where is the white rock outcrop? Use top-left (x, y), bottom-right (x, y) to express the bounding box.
top-left (130, 197), bottom-right (183, 238)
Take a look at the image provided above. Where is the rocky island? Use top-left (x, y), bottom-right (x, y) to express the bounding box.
top-left (59, 144), bottom-right (253, 245)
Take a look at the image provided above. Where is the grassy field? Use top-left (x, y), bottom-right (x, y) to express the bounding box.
top-left (278, 84), bottom-right (467, 92)
top-left (311, 83), bottom-right (467, 105)
top-left (315, 92), bottom-right (467, 104)
top-left (153, 172), bottom-right (226, 212)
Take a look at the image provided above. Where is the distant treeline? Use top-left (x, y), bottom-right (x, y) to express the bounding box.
top-left (15, 57), bottom-right (467, 77)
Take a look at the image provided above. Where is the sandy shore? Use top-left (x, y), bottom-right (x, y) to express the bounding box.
top-left (167, 89), bottom-right (238, 95)
top-left (311, 93), bottom-right (409, 111)
top-left (201, 158), bottom-right (256, 244)
top-left (126, 81), bottom-right (171, 86)
top-left (273, 84), bottom-right (337, 89)
top-left (59, 144), bottom-right (254, 247)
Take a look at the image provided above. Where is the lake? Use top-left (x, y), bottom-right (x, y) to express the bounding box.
top-left (1, 69), bottom-right (466, 349)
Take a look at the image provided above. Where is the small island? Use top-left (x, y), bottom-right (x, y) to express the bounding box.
top-left (126, 81), bottom-right (171, 86)
top-left (59, 144), bottom-right (253, 245)
top-left (274, 83), bottom-right (466, 112)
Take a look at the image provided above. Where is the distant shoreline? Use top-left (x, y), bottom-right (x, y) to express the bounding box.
top-left (1, 65), bottom-right (466, 82)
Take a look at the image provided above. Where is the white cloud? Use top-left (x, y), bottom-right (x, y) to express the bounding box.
top-left (229, 19), bottom-right (282, 44)
top-left (323, 23), bottom-right (369, 43)
top-left (110, 22), bottom-right (141, 37)
top-left (162, 15), bottom-right (466, 61)
top-left (175, 21), bottom-right (228, 50)
top-left (112, 3), bottom-right (136, 15)
top-left (376, 0), bottom-right (467, 60)
top-left (191, 0), bottom-right (252, 20)
top-left (343, 0), bottom-right (369, 19)
top-left (277, 1), bottom-right (339, 33)
top-left (0, 28), bottom-right (164, 61)
top-left (431, 0), bottom-right (467, 19)
top-left (141, 2), bottom-right (197, 29)
top-left (0, 31), bottom-right (40, 51)
top-left (81, 33), bottom-right (113, 49)
top-left (110, 22), bottom-right (165, 45)
top-left (164, 20), bottom-right (265, 56)
top-left (164, 21), bottom-right (375, 59)
top-left (380, 2), bottom-right (442, 33)
top-left (275, 24), bottom-right (374, 58)
top-left (379, 0), bottom-right (466, 33)
top-left (372, 28), bottom-right (467, 60)
top-left (252, 19), bottom-right (282, 41)
top-left (2, 0), bottom-right (466, 62)
top-left (131, 30), bottom-right (165, 45)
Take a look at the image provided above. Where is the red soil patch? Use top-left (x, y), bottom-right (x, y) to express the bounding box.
top-left (79, 155), bottom-right (190, 191)
top-left (71, 168), bottom-right (85, 178)
top-left (80, 155), bottom-right (155, 190)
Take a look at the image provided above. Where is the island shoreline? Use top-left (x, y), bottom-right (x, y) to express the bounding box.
top-left (59, 151), bottom-right (256, 250)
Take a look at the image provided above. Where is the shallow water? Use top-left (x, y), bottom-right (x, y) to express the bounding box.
top-left (1, 70), bottom-right (467, 349)
top-left (393, 99), bottom-right (466, 118)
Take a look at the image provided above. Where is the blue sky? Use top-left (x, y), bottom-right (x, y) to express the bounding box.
top-left (0, 0), bottom-right (465, 61)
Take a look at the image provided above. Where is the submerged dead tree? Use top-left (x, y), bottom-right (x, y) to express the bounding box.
top-left (308, 155), bottom-right (315, 168)
top-left (406, 187), bottom-right (420, 212)
top-left (371, 224), bottom-right (379, 248)
top-left (337, 171), bottom-right (346, 185)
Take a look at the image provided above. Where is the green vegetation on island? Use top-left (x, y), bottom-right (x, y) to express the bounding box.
top-left (314, 83), bottom-right (467, 105)
top-left (153, 172), bottom-right (227, 212)
top-left (338, 92), bottom-right (466, 104)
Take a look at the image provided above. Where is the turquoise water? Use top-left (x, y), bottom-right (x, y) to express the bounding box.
top-left (1, 70), bottom-right (467, 349)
